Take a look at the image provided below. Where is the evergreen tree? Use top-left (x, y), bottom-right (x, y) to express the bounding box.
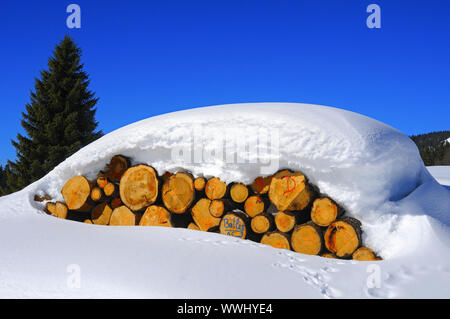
top-left (0, 165), bottom-right (6, 196)
top-left (4, 36), bottom-right (102, 194)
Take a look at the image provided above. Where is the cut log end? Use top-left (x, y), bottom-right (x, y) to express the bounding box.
top-left (230, 183), bottom-right (249, 203)
top-left (34, 194), bottom-right (51, 202)
top-left (244, 195), bottom-right (266, 217)
top-left (324, 217), bottom-right (362, 258)
top-left (96, 172), bottom-right (108, 188)
top-left (194, 177), bottom-right (206, 191)
top-left (261, 232), bottom-right (290, 250)
top-left (274, 211), bottom-right (296, 233)
top-left (191, 198), bottom-right (221, 231)
top-left (321, 253), bottom-right (337, 259)
top-left (352, 247), bottom-right (376, 261)
top-left (109, 206), bottom-right (139, 226)
top-left (251, 213), bottom-right (273, 234)
top-left (54, 202), bottom-right (68, 219)
top-left (219, 211), bottom-right (248, 239)
top-left (291, 222), bottom-right (323, 255)
top-left (61, 175), bottom-right (93, 211)
top-left (139, 205), bottom-right (173, 227)
top-left (162, 172), bottom-right (195, 214)
top-left (268, 170), bottom-right (312, 211)
top-left (91, 202), bottom-right (113, 225)
top-left (311, 197), bottom-right (339, 227)
top-left (209, 199), bottom-right (225, 218)
top-left (90, 187), bottom-right (104, 202)
top-left (205, 177), bottom-right (227, 200)
top-left (110, 197), bottom-right (122, 209)
top-left (119, 165), bottom-right (159, 211)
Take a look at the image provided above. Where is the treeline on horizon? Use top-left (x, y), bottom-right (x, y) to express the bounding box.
top-left (0, 36), bottom-right (449, 196)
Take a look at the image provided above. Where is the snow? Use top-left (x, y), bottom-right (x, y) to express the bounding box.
top-left (1, 102), bottom-right (450, 298)
top-left (427, 166), bottom-right (450, 186)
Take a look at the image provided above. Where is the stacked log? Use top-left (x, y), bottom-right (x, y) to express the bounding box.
top-left (39, 155), bottom-right (381, 261)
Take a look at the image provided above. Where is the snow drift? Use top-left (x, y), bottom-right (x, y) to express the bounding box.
top-left (1, 103), bottom-right (450, 298)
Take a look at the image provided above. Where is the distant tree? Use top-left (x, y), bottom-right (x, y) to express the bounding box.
top-left (410, 131), bottom-right (450, 166)
top-left (0, 165), bottom-right (6, 195)
top-left (4, 36), bottom-right (102, 194)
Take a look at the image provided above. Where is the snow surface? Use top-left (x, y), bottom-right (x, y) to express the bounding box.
top-left (427, 166), bottom-right (450, 186)
top-left (1, 103), bottom-right (450, 298)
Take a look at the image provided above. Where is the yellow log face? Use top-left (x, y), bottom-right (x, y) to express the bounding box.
top-left (61, 175), bottom-right (91, 210)
top-left (291, 225), bottom-right (321, 255)
top-left (261, 232), bottom-right (290, 250)
top-left (205, 177), bottom-right (227, 200)
top-left (251, 215), bottom-right (270, 234)
top-left (119, 165), bottom-right (158, 211)
top-left (325, 221), bottom-right (359, 257)
top-left (311, 198), bottom-right (338, 227)
top-left (244, 196), bottom-right (265, 217)
top-left (209, 200), bottom-right (224, 218)
top-left (139, 205), bottom-right (172, 227)
top-left (268, 170), bottom-right (307, 211)
top-left (191, 198), bottom-right (221, 231)
top-left (110, 206), bottom-right (138, 226)
top-left (352, 247), bottom-right (376, 261)
top-left (219, 214), bottom-right (247, 239)
top-left (187, 222), bottom-right (200, 230)
top-left (162, 172), bottom-right (194, 214)
top-left (230, 184), bottom-right (249, 203)
top-left (194, 177), bottom-right (206, 191)
top-left (274, 211), bottom-right (296, 232)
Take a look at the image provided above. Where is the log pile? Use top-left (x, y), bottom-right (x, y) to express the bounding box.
top-left (38, 155), bottom-right (381, 261)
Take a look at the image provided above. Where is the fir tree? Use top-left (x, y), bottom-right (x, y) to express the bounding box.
top-left (0, 165), bottom-right (6, 196)
top-left (5, 36), bottom-right (102, 194)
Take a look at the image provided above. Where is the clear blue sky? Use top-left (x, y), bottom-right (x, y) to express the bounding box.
top-left (1, 0), bottom-right (449, 165)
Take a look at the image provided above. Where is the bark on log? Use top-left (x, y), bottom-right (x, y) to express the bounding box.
top-left (61, 175), bottom-right (94, 212)
top-left (268, 170), bottom-right (313, 211)
top-left (110, 197), bottom-right (122, 209)
top-left (260, 231), bottom-right (291, 250)
top-left (139, 205), bottom-right (173, 227)
top-left (91, 202), bottom-right (113, 225)
top-left (205, 177), bottom-right (227, 200)
top-left (244, 195), bottom-right (268, 217)
top-left (310, 197), bottom-right (342, 227)
top-left (34, 194), bottom-right (51, 202)
top-left (105, 155), bottom-right (130, 182)
top-left (251, 213), bottom-right (274, 234)
top-left (352, 247), bottom-right (376, 261)
top-left (324, 217), bottom-right (362, 258)
top-left (109, 205), bottom-right (139, 226)
top-left (162, 172), bottom-right (195, 214)
top-left (274, 211), bottom-right (297, 233)
top-left (291, 222), bottom-right (323, 255)
top-left (191, 198), bottom-right (221, 231)
top-left (219, 210), bottom-right (249, 239)
top-left (119, 165), bottom-right (159, 211)
top-left (229, 183), bottom-right (249, 204)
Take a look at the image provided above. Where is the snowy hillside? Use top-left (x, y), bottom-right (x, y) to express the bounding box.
top-left (1, 103), bottom-right (450, 298)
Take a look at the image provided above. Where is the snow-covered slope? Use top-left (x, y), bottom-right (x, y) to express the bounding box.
top-left (428, 166), bottom-right (450, 186)
top-left (1, 103), bottom-right (450, 298)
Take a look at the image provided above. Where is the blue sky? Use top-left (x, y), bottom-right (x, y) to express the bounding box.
top-left (1, 0), bottom-right (449, 165)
